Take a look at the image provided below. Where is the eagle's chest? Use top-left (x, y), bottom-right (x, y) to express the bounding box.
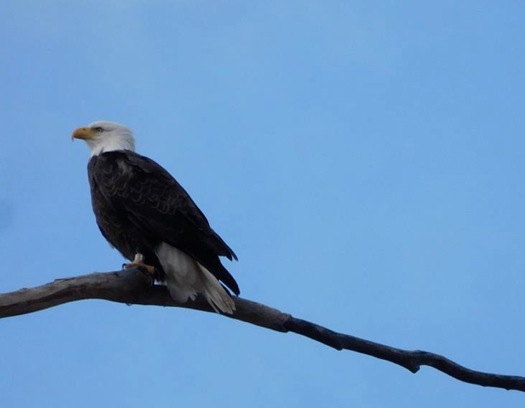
top-left (88, 167), bottom-right (154, 260)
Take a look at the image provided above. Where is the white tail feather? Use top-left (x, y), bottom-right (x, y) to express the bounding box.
top-left (155, 242), bottom-right (235, 314)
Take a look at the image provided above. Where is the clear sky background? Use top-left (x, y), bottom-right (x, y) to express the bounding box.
top-left (1, 1), bottom-right (524, 407)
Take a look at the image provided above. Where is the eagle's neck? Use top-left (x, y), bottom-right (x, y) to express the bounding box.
top-left (88, 133), bottom-right (136, 157)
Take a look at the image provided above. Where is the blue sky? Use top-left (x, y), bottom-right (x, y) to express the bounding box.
top-left (1, 1), bottom-right (525, 406)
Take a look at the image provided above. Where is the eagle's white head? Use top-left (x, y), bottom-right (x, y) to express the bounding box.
top-left (72, 121), bottom-right (136, 157)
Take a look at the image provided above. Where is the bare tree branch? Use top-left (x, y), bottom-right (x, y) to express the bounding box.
top-left (1, 268), bottom-right (524, 392)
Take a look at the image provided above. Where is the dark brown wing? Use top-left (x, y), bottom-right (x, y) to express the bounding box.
top-left (89, 150), bottom-right (239, 295)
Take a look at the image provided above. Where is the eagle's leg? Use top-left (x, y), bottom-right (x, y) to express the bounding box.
top-left (123, 253), bottom-right (156, 275)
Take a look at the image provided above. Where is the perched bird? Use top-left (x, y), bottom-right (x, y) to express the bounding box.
top-left (72, 121), bottom-right (239, 314)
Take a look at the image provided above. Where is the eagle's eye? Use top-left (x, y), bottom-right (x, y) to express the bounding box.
top-left (93, 126), bottom-right (104, 133)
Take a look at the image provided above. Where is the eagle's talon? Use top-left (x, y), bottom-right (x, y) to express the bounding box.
top-left (124, 253), bottom-right (156, 275)
top-left (124, 261), bottom-right (156, 275)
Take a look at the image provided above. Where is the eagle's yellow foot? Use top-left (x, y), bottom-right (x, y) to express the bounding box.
top-left (124, 253), bottom-right (156, 275)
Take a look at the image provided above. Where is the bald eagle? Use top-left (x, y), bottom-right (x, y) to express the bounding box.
top-left (72, 121), bottom-right (239, 314)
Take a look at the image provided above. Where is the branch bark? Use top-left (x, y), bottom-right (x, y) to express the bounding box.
top-left (1, 268), bottom-right (524, 392)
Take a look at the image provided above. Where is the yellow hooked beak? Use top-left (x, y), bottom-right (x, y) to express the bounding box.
top-left (71, 127), bottom-right (94, 141)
